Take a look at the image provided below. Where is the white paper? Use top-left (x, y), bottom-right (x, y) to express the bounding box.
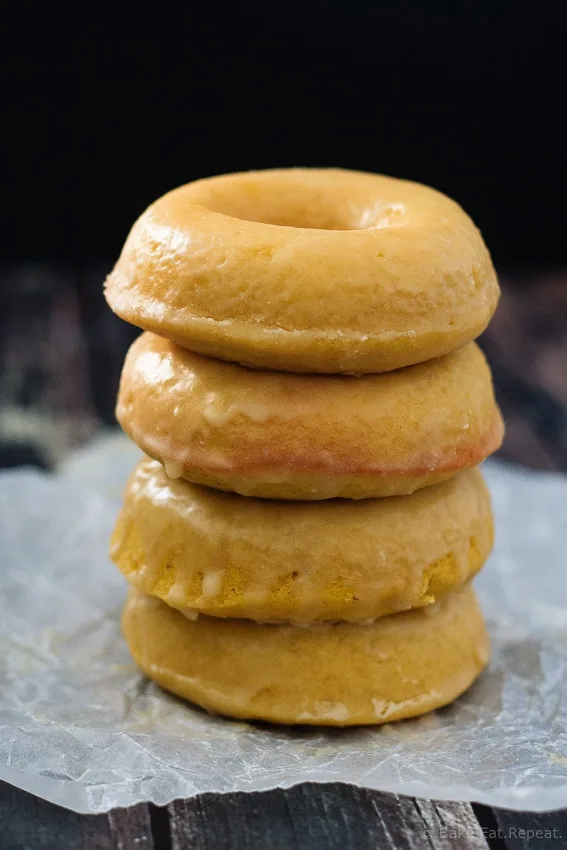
top-left (1, 435), bottom-right (566, 813)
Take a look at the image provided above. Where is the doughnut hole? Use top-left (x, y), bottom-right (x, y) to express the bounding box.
top-left (188, 172), bottom-right (409, 231)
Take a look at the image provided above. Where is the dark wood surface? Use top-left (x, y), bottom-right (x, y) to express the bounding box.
top-left (2, 780), bottom-right (567, 850)
top-left (1, 266), bottom-right (566, 848)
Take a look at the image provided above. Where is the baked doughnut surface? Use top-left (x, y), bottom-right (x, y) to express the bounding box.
top-left (122, 587), bottom-right (489, 725)
top-left (105, 168), bottom-right (499, 374)
top-left (112, 459), bottom-right (493, 623)
top-left (116, 332), bottom-right (504, 500)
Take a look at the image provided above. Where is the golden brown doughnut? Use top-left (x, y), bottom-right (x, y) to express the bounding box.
top-left (116, 332), bottom-right (503, 500)
top-left (112, 460), bottom-right (493, 623)
top-left (105, 168), bottom-right (499, 374)
top-left (122, 587), bottom-right (490, 725)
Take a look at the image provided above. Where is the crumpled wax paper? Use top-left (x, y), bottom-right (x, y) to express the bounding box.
top-left (1, 433), bottom-right (566, 814)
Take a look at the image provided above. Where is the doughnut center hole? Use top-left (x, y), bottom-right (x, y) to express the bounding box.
top-left (196, 177), bottom-right (404, 231)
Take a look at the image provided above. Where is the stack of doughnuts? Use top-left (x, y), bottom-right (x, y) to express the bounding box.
top-left (105, 168), bottom-right (503, 726)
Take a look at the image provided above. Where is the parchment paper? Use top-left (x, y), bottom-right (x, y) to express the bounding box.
top-left (1, 434), bottom-right (566, 813)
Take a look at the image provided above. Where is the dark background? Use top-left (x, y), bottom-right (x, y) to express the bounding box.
top-left (5, 4), bottom-right (567, 267)
top-left (2, 3), bottom-right (567, 469)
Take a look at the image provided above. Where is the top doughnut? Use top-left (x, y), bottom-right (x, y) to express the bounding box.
top-left (105, 168), bottom-right (499, 373)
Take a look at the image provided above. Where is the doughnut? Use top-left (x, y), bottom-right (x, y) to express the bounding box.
top-left (116, 332), bottom-right (504, 500)
top-left (105, 168), bottom-right (500, 374)
top-left (122, 587), bottom-right (489, 725)
top-left (111, 459), bottom-right (493, 623)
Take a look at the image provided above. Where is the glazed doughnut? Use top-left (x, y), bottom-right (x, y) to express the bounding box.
top-left (112, 459), bottom-right (493, 623)
top-left (122, 587), bottom-right (490, 725)
top-left (105, 168), bottom-right (499, 374)
top-left (116, 332), bottom-right (504, 500)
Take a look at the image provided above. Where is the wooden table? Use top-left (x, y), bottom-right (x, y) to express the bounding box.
top-left (1, 781), bottom-right (566, 849)
top-left (1, 266), bottom-right (566, 848)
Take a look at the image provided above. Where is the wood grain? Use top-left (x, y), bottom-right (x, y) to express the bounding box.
top-left (0, 781), bottom-right (154, 850)
top-left (3, 778), bottom-right (567, 849)
top-left (167, 784), bottom-right (489, 850)
top-left (492, 807), bottom-right (567, 850)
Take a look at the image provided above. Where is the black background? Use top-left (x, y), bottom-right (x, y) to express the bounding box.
top-left (5, 2), bottom-right (567, 270)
